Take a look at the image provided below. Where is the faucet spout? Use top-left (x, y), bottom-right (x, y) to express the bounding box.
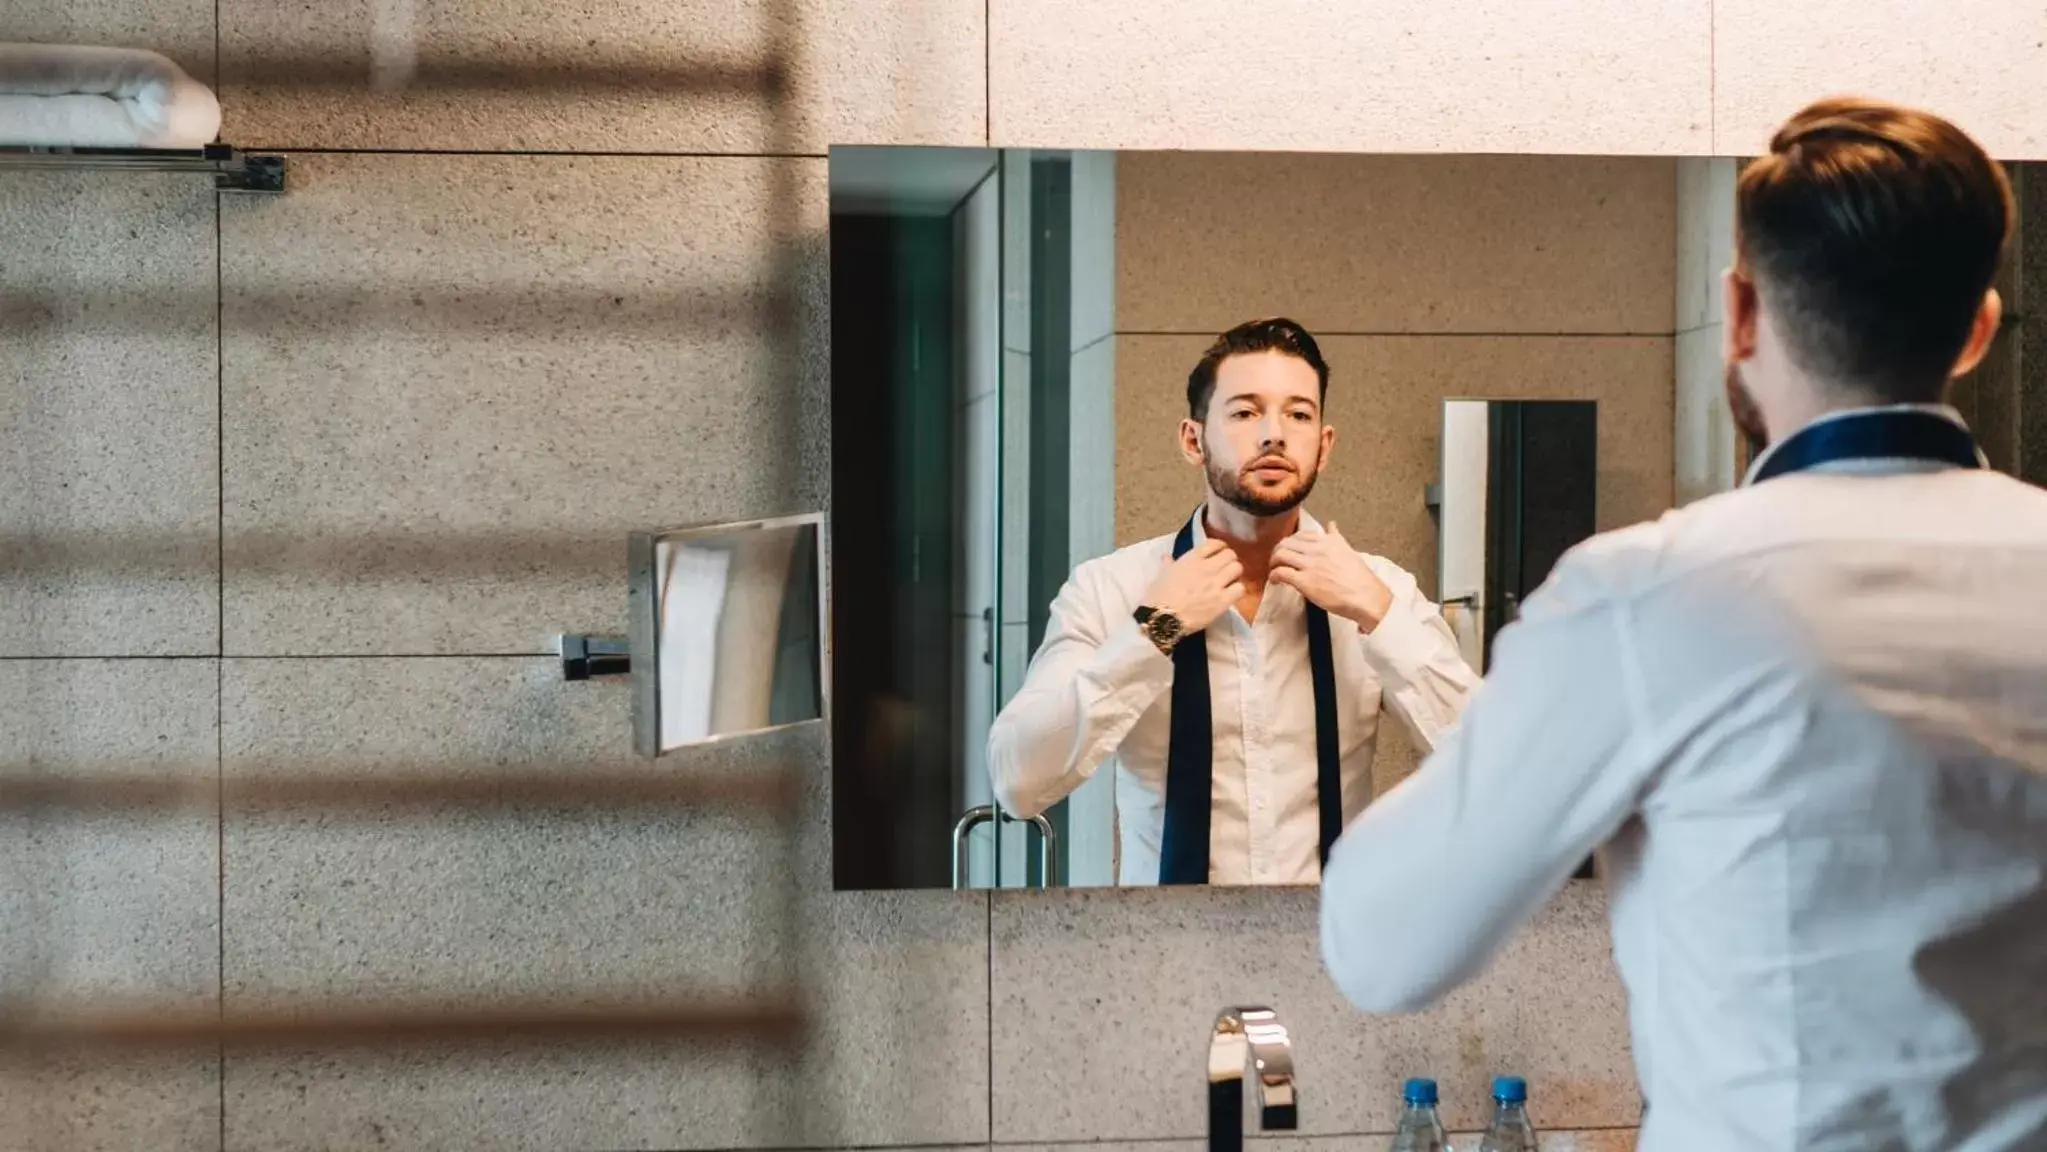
top-left (1208, 1005), bottom-right (1297, 1152)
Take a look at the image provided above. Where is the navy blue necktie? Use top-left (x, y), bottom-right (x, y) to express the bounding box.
top-left (1157, 514), bottom-right (1344, 885)
top-left (1749, 408), bottom-right (1980, 485)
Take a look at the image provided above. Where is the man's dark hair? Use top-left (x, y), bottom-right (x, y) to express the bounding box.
top-left (1737, 97), bottom-right (2012, 404)
top-left (1186, 317), bottom-right (1330, 420)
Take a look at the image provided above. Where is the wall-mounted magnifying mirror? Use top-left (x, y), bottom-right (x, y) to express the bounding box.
top-left (627, 513), bottom-right (827, 757)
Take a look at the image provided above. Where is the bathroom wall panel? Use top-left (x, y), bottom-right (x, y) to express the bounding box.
top-left (0, 659), bottom-right (221, 1152)
top-left (217, 0), bottom-right (985, 152)
top-left (988, 0), bottom-right (1711, 156)
top-left (1713, 0), bottom-right (2047, 158)
top-left (219, 656), bottom-right (990, 1151)
top-left (989, 883), bottom-right (1636, 1141)
top-left (1115, 153), bottom-right (1678, 337)
top-left (219, 152), bottom-right (827, 656)
top-left (0, 173), bottom-right (219, 657)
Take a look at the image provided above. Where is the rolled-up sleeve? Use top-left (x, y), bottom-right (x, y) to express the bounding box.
top-left (1357, 559), bottom-right (1481, 754)
top-left (1321, 549), bottom-right (1652, 1014)
top-left (987, 562), bottom-right (1175, 819)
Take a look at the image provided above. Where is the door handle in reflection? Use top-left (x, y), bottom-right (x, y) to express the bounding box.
top-left (950, 804), bottom-right (1060, 889)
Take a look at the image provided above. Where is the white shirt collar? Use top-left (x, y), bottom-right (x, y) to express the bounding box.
top-left (1186, 507), bottom-right (1322, 545)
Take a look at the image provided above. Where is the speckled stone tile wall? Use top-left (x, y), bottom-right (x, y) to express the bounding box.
top-left (0, 659), bottom-right (221, 1152)
top-left (217, 152), bottom-right (828, 656)
top-left (988, 0), bottom-right (1713, 156)
top-left (1711, 0), bottom-right (2047, 158)
top-left (0, 173), bottom-right (220, 658)
top-left (989, 883), bottom-right (1637, 1142)
top-left (1115, 153), bottom-right (1678, 339)
top-left (218, 660), bottom-right (989, 1151)
top-left (216, 0), bottom-right (987, 153)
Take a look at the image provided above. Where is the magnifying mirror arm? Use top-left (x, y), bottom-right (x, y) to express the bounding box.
top-left (558, 633), bottom-right (630, 680)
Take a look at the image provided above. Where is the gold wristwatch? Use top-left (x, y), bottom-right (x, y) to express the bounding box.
top-left (1133, 605), bottom-right (1185, 655)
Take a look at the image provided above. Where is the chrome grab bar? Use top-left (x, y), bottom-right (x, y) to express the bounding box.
top-left (950, 803), bottom-right (1060, 889)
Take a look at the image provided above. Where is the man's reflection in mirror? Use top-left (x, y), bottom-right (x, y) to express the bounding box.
top-left (986, 318), bottom-right (1477, 885)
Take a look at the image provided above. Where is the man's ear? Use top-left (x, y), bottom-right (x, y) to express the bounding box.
top-left (1723, 267), bottom-right (1759, 364)
top-left (1179, 418), bottom-right (1205, 465)
top-left (1948, 288), bottom-right (2004, 380)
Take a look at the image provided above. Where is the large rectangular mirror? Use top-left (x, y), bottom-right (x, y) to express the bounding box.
top-left (827, 145), bottom-right (2039, 891)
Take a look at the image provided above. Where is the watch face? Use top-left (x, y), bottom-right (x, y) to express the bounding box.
top-left (1147, 612), bottom-right (1183, 646)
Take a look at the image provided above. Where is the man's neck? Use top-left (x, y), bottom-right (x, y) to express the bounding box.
top-left (1202, 497), bottom-right (1299, 582)
top-left (1763, 380), bottom-right (1950, 444)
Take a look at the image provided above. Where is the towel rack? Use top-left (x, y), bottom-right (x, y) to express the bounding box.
top-left (0, 142), bottom-right (285, 192)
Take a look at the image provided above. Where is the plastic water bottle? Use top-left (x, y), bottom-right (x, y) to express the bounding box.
top-left (1389, 1078), bottom-right (1449, 1152)
top-left (1476, 1076), bottom-right (1538, 1152)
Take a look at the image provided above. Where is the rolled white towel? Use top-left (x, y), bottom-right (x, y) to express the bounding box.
top-left (0, 43), bottom-right (221, 149)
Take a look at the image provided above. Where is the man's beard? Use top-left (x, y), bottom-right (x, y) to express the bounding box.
top-left (1725, 363), bottom-right (1770, 459)
top-left (1205, 441), bottom-right (1321, 517)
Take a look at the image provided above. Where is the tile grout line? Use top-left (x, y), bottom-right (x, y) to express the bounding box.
top-left (0, 652), bottom-right (558, 662)
top-left (213, 5), bottom-right (228, 1135)
top-left (212, 14), bottom-right (229, 1132)
top-left (238, 146), bottom-right (829, 159)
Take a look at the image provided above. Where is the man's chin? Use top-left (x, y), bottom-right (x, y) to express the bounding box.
top-left (1220, 486), bottom-right (1310, 518)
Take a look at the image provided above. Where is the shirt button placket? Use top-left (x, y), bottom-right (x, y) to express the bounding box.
top-left (1241, 617), bottom-right (1267, 884)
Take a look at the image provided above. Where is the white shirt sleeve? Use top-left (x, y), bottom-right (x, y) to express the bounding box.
top-left (986, 562), bottom-right (1176, 819)
top-left (1356, 559), bottom-right (1481, 754)
top-left (1319, 547), bottom-right (1655, 1013)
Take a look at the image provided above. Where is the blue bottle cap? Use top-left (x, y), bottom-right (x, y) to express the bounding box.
top-left (1493, 1075), bottom-right (1527, 1103)
top-left (1403, 1078), bottom-right (1439, 1105)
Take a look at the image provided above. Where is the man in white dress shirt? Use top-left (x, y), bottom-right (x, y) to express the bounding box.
top-left (1321, 99), bottom-right (2047, 1151)
top-left (987, 318), bottom-right (1476, 886)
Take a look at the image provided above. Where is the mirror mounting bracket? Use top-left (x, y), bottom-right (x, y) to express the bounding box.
top-left (559, 634), bottom-right (631, 681)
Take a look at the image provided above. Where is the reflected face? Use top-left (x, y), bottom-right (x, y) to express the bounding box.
top-left (1195, 351), bottom-right (1332, 517)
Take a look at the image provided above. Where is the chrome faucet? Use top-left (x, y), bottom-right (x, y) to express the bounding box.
top-left (1208, 1006), bottom-right (1298, 1151)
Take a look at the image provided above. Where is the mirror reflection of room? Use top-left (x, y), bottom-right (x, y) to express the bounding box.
top-left (629, 515), bottom-right (824, 757)
top-left (829, 147), bottom-right (1686, 891)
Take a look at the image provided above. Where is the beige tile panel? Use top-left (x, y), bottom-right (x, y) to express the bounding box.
top-left (990, 881), bottom-right (1638, 1141)
top-left (1713, 1), bottom-right (2047, 159)
top-left (218, 0), bottom-right (985, 151)
top-left (218, 656), bottom-right (989, 1150)
top-left (0, 658), bottom-right (220, 1151)
top-left (990, 0), bottom-right (1710, 155)
top-left (1115, 335), bottom-right (1677, 594)
top-left (0, 173), bottom-right (219, 658)
top-left (219, 152), bottom-right (828, 655)
top-left (1116, 153), bottom-right (1678, 337)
